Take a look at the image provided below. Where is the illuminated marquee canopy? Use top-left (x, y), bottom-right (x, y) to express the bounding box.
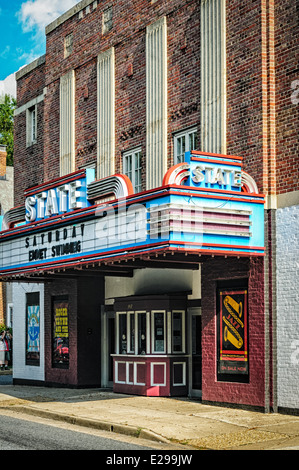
top-left (0, 151), bottom-right (265, 280)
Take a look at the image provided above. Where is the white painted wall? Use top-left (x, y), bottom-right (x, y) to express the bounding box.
top-left (276, 204), bottom-right (299, 410)
top-left (12, 283), bottom-right (45, 382)
top-left (105, 267), bottom-right (201, 302)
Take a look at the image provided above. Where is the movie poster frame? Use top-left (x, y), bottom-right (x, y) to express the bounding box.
top-left (217, 281), bottom-right (249, 383)
top-left (52, 295), bottom-right (69, 369)
top-left (26, 292), bottom-right (40, 366)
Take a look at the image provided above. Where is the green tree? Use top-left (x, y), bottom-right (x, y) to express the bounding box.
top-left (0, 94), bottom-right (16, 166)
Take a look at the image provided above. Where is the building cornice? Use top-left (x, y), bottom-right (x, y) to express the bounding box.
top-left (45, 0), bottom-right (95, 35)
top-left (15, 55), bottom-right (46, 81)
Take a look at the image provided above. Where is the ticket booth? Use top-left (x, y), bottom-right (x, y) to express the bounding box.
top-left (112, 294), bottom-right (188, 396)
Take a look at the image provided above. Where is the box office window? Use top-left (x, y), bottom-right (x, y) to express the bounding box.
top-left (26, 292), bottom-right (40, 366)
top-left (117, 311), bottom-right (147, 355)
top-left (152, 311), bottom-right (165, 353)
top-left (116, 310), bottom-right (185, 355)
top-left (52, 296), bottom-right (69, 369)
top-left (118, 313), bottom-right (127, 354)
top-left (137, 312), bottom-right (147, 355)
top-left (172, 311), bottom-right (185, 353)
top-left (128, 312), bottom-right (135, 354)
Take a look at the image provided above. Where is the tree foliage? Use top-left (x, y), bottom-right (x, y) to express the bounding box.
top-left (0, 94), bottom-right (16, 166)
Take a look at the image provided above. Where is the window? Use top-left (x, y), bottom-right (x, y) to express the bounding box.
top-left (26, 105), bottom-right (37, 147)
top-left (137, 312), bottom-right (147, 354)
top-left (123, 148), bottom-right (142, 193)
top-left (152, 311), bottom-right (166, 353)
top-left (118, 313), bottom-right (127, 354)
top-left (173, 127), bottom-right (197, 164)
top-left (128, 312), bottom-right (135, 353)
top-left (64, 33), bottom-right (73, 58)
top-left (172, 311), bottom-right (185, 353)
top-left (102, 6), bottom-right (113, 34)
top-left (117, 311), bottom-right (147, 355)
top-left (116, 310), bottom-right (185, 355)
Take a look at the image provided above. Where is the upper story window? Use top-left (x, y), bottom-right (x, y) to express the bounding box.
top-left (123, 148), bottom-right (142, 193)
top-left (26, 105), bottom-right (37, 147)
top-left (173, 127), bottom-right (197, 164)
top-left (102, 6), bottom-right (113, 34)
top-left (64, 33), bottom-right (73, 58)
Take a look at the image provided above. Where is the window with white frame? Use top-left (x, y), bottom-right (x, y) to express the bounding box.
top-left (117, 311), bottom-right (147, 355)
top-left (173, 127), bottom-right (198, 164)
top-left (172, 311), bottom-right (185, 353)
top-left (152, 311), bottom-right (166, 353)
top-left (123, 148), bottom-right (142, 193)
top-left (26, 105), bottom-right (37, 147)
top-left (116, 310), bottom-right (185, 355)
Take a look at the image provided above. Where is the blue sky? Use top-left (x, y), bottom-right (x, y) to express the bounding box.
top-left (0, 0), bottom-right (78, 96)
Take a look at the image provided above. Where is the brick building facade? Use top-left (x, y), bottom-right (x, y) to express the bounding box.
top-left (1, 0), bottom-right (298, 412)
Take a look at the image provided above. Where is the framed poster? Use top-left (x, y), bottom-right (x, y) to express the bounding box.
top-left (217, 288), bottom-right (249, 379)
top-left (52, 296), bottom-right (69, 368)
top-left (26, 292), bottom-right (40, 365)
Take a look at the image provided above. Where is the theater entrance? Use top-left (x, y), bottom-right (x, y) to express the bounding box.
top-left (101, 308), bottom-right (115, 388)
top-left (188, 308), bottom-right (202, 398)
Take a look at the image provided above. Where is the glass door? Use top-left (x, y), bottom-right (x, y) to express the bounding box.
top-left (188, 308), bottom-right (202, 397)
top-left (101, 308), bottom-right (115, 388)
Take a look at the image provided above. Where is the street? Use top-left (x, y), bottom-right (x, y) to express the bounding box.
top-left (0, 412), bottom-right (156, 451)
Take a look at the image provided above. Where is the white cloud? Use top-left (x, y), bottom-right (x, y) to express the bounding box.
top-left (0, 1), bottom-right (80, 101)
top-left (0, 73), bottom-right (17, 99)
top-left (0, 46), bottom-right (10, 59)
top-left (18, 0), bottom-right (79, 35)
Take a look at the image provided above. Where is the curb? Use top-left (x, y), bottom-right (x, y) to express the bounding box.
top-left (3, 405), bottom-right (171, 444)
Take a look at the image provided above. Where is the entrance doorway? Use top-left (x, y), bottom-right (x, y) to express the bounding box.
top-left (188, 308), bottom-right (202, 397)
top-left (101, 308), bottom-right (115, 388)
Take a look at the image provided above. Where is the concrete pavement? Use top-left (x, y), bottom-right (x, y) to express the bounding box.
top-left (0, 372), bottom-right (298, 450)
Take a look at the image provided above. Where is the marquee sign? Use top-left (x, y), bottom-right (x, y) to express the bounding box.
top-left (0, 151), bottom-right (265, 279)
top-left (24, 168), bottom-right (95, 223)
top-left (163, 151), bottom-right (259, 193)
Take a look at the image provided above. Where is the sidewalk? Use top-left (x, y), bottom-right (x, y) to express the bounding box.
top-left (0, 372), bottom-right (298, 450)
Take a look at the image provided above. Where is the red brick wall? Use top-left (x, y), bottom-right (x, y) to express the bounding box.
top-left (201, 256), bottom-right (266, 409)
top-left (226, 0), bottom-right (264, 191)
top-left (44, 277), bottom-right (104, 387)
top-left (14, 0), bottom-right (299, 205)
top-left (14, 60), bottom-right (45, 206)
top-left (274, 0), bottom-right (299, 195)
top-left (14, 1), bottom-right (202, 197)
